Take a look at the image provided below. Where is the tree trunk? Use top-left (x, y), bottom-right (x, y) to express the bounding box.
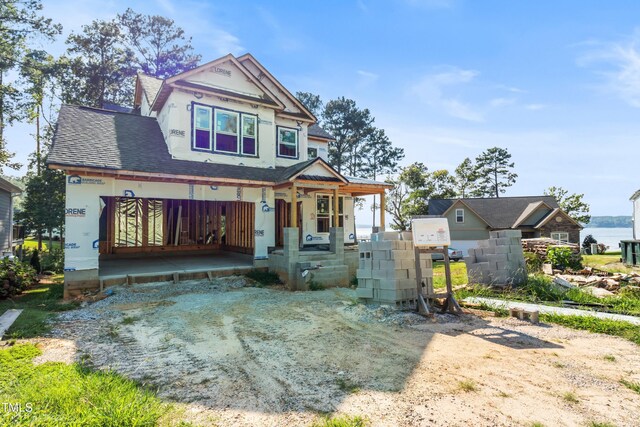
top-left (38, 231), bottom-right (43, 251)
top-left (48, 228), bottom-right (53, 252)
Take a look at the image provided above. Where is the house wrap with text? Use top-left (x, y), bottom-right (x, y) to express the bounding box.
top-left (48, 53), bottom-right (390, 294)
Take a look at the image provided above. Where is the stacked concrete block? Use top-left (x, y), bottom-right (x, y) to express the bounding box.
top-left (356, 232), bottom-right (434, 305)
top-left (465, 230), bottom-right (527, 286)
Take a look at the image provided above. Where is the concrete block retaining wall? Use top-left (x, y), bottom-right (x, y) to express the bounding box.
top-left (465, 230), bottom-right (527, 286)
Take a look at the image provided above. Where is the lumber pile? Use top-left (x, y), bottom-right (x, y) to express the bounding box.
top-left (553, 268), bottom-right (640, 297)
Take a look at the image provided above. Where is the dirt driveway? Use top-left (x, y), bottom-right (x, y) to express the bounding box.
top-left (45, 278), bottom-right (640, 426)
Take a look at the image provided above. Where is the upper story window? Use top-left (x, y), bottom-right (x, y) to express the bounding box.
top-left (192, 103), bottom-right (257, 157)
top-left (455, 208), bottom-right (464, 223)
top-left (277, 126), bottom-right (298, 159)
top-left (308, 147), bottom-right (318, 159)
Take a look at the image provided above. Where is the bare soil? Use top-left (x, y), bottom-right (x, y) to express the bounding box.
top-left (36, 278), bottom-right (640, 426)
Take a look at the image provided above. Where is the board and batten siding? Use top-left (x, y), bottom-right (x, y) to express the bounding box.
top-left (0, 190), bottom-right (11, 252)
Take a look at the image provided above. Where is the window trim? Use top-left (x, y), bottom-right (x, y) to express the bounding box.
top-left (276, 126), bottom-right (299, 159)
top-left (551, 232), bottom-right (569, 244)
top-left (190, 102), bottom-right (259, 158)
top-left (192, 104), bottom-right (213, 152)
top-left (455, 208), bottom-right (464, 223)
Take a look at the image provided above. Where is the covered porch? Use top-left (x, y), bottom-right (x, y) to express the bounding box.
top-left (99, 251), bottom-right (255, 287)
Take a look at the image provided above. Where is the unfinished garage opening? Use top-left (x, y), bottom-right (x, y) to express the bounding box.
top-left (99, 197), bottom-right (255, 255)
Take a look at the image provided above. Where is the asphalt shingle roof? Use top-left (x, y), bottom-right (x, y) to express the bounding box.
top-left (428, 196), bottom-right (560, 229)
top-left (49, 105), bottom-right (305, 183)
top-left (137, 72), bottom-right (163, 105)
top-left (308, 123), bottom-right (333, 140)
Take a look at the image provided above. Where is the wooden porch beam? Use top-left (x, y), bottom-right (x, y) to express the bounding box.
top-left (380, 191), bottom-right (386, 231)
top-left (333, 187), bottom-right (339, 228)
top-left (291, 185), bottom-right (298, 228)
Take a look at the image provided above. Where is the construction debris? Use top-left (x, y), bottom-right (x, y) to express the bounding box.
top-left (547, 267), bottom-right (640, 298)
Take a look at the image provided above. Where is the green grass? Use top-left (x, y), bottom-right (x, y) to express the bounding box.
top-left (433, 260), bottom-right (468, 289)
top-left (562, 391), bottom-right (579, 404)
top-left (604, 355), bottom-right (616, 362)
top-left (620, 379), bottom-right (640, 394)
top-left (23, 237), bottom-right (62, 252)
top-left (583, 253), bottom-right (640, 274)
top-left (0, 281), bottom-right (78, 339)
top-left (456, 379), bottom-right (478, 392)
top-left (456, 273), bottom-right (640, 317)
top-left (312, 415), bottom-right (367, 427)
top-left (588, 422), bottom-right (616, 427)
top-left (540, 313), bottom-right (640, 345)
top-left (0, 343), bottom-right (168, 426)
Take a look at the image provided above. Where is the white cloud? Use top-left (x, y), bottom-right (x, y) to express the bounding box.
top-left (579, 29), bottom-right (640, 107)
top-left (489, 97), bottom-right (516, 108)
top-left (155, 0), bottom-right (175, 15)
top-left (356, 0), bottom-right (369, 13)
top-left (410, 67), bottom-right (484, 122)
top-left (357, 70), bottom-right (379, 86)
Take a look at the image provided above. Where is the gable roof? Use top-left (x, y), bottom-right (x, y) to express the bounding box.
top-left (534, 208), bottom-right (583, 228)
top-left (151, 54), bottom-right (285, 112)
top-left (135, 72), bottom-right (163, 107)
top-left (46, 105), bottom-right (379, 189)
top-left (511, 200), bottom-right (554, 228)
top-left (237, 53), bottom-right (316, 123)
top-left (429, 196), bottom-right (561, 229)
top-left (0, 176), bottom-right (21, 194)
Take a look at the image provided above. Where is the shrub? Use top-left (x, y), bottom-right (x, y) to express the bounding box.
top-left (582, 234), bottom-right (597, 255)
top-left (41, 248), bottom-right (64, 274)
top-left (547, 246), bottom-right (581, 270)
top-left (29, 249), bottom-right (41, 274)
top-left (524, 251), bottom-right (543, 273)
top-left (0, 259), bottom-right (39, 299)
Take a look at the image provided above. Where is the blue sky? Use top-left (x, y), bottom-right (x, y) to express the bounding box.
top-left (6, 0), bottom-right (640, 218)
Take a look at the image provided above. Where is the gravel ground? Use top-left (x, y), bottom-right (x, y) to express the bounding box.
top-left (37, 278), bottom-right (640, 426)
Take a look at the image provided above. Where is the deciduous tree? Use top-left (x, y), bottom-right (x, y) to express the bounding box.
top-left (0, 0), bottom-right (60, 171)
top-left (544, 186), bottom-right (591, 224)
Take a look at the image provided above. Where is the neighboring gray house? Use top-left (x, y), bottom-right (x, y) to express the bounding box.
top-left (0, 176), bottom-right (22, 255)
top-left (428, 196), bottom-right (583, 253)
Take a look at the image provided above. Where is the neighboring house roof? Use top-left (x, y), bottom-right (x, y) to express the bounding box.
top-left (511, 201), bottom-right (553, 228)
top-left (428, 196), bottom-right (563, 229)
top-left (0, 176), bottom-right (21, 194)
top-left (47, 105), bottom-right (384, 189)
top-left (308, 124), bottom-right (334, 140)
top-left (534, 208), bottom-right (583, 228)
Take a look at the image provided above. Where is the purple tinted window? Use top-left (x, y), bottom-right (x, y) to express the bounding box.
top-left (216, 133), bottom-right (238, 153)
top-left (242, 137), bottom-right (256, 155)
top-left (279, 143), bottom-right (296, 158)
top-left (195, 129), bottom-right (210, 149)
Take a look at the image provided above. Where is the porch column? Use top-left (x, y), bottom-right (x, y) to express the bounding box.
top-left (379, 191), bottom-right (386, 231)
top-left (333, 187), bottom-right (340, 227)
top-left (291, 185), bottom-right (298, 227)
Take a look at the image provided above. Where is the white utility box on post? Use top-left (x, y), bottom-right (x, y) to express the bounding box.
top-left (411, 218), bottom-right (451, 248)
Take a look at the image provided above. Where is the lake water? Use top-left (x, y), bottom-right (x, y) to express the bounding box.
top-left (357, 226), bottom-right (633, 252)
top-left (580, 227), bottom-right (633, 252)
